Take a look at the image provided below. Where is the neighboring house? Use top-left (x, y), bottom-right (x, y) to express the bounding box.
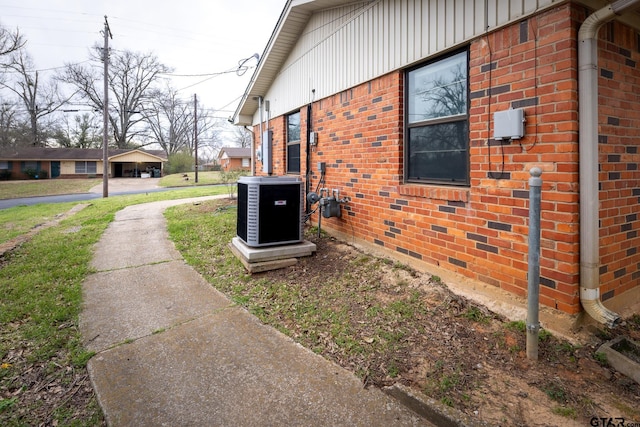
top-left (0, 147), bottom-right (167, 180)
top-left (218, 147), bottom-right (251, 171)
top-left (233, 0), bottom-right (640, 325)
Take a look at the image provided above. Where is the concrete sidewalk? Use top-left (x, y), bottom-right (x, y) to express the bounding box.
top-left (79, 197), bottom-right (431, 426)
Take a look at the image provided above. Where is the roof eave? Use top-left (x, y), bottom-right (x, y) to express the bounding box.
top-left (233, 0), bottom-right (369, 125)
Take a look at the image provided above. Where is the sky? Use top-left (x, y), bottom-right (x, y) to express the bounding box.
top-left (0, 0), bottom-right (285, 121)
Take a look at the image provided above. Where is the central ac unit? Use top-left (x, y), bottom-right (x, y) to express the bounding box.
top-left (236, 176), bottom-right (303, 247)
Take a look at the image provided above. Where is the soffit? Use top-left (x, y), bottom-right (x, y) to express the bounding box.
top-left (234, 0), bottom-right (374, 124)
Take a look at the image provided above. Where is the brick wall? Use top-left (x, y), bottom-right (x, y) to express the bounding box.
top-left (254, 3), bottom-right (640, 315)
top-left (222, 158), bottom-right (248, 171)
top-left (597, 18), bottom-right (640, 304)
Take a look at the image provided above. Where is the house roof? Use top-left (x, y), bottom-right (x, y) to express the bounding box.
top-left (218, 147), bottom-right (251, 159)
top-left (0, 147), bottom-right (168, 162)
top-left (233, 0), bottom-right (370, 125)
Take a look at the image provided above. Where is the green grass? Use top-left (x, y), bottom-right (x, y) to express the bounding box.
top-left (0, 202), bottom-right (78, 245)
top-left (165, 200), bottom-right (430, 385)
top-left (159, 171), bottom-right (224, 187)
top-left (462, 306), bottom-right (491, 324)
top-left (0, 171), bottom-right (225, 201)
top-left (552, 406), bottom-right (577, 418)
top-left (0, 178), bottom-right (102, 200)
top-left (0, 185), bottom-right (226, 425)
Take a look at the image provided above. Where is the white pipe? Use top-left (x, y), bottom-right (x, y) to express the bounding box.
top-left (578, 0), bottom-right (639, 326)
top-left (257, 96), bottom-right (264, 175)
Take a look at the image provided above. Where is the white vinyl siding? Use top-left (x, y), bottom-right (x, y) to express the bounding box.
top-left (257, 0), bottom-right (557, 121)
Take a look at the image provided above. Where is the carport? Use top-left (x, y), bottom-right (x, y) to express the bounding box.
top-left (109, 150), bottom-right (166, 178)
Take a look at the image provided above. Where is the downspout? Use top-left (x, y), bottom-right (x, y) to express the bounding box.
top-left (245, 126), bottom-right (255, 176)
top-left (578, 0), bottom-right (639, 326)
top-left (256, 96), bottom-right (264, 175)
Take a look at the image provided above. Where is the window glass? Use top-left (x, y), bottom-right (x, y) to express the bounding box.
top-left (406, 50), bottom-right (469, 184)
top-left (287, 112), bottom-right (301, 174)
top-left (287, 144), bottom-right (300, 174)
top-left (287, 112), bottom-right (300, 143)
top-left (408, 52), bottom-right (467, 123)
top-left (23, 161), bottom-right (37, 171)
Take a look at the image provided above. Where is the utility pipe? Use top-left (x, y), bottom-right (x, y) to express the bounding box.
top-left (527, 167), bottom-right (542, 360)
top-left (578, 0), bottom-right (639, 326)
top-left (245, 126), bottom-right (255, 176)
top-left (257, 96), bottom-right (264, 173)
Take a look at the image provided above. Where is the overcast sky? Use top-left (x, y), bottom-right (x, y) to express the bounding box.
top-left (0, 0), bottom-right (285, 119)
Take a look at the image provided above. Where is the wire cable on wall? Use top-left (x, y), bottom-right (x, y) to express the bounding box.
top-left (485, 32), bottom-right (506, 180)
top-left (521, 15), bottom-right (540, 153)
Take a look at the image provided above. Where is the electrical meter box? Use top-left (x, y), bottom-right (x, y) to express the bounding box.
top-left (237, 176), bottom-right (303, 247)
top-left (493, 108), bottom-right (525, 140)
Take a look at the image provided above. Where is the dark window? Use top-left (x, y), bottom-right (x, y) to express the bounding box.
top-left (406, 50), bottom-right (469, 185)
top-left (21, 161), bottom-right (38, 172)
top-left (287, 111), bottom-right (301, 174)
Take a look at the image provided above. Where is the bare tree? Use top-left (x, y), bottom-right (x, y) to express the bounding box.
top-left (59, 48), bottom-right (172, 148)
top-left (0, 24), bottom-right (24, 60)
top-left (0, 101), bottom-right (25, 147)
top-left (1, 50), bottom-right (73, 146)
top-left (182, 101), bottom-right (217, 157)
top-left (231, 125), bottom-right (252, 148)
top-left (51, 113), bottom-right (101, 148)
top-left (143, 86), bottom-right (193, 155)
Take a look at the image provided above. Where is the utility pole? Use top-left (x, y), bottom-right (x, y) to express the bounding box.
top-left (194, 93), bottom-right (198, 184)
top-left (102, 16), bottom-right (112, 198)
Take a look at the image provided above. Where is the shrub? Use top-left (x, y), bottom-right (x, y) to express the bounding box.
top-left (166, 152), bottom-right (195, 175)
top-left (24, 168), bottom-right (39, 179)
top-left (23, 169), bottom-right (48, 179)
top-left (219, 168), bottom-right (248, 199)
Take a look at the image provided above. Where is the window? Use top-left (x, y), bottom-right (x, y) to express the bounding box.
top-left (75, 161), bottom-right (97, 174)
top-left (242, 158), bottom-right (250, 168)
top-left (406, 50), bottom-right (469, 185)
top-left (0, 161), bottom-right (8, 169)
top-left (286, 111), bottom-right (301, 174)
top-left (21, 161), bottom-right (38, 172)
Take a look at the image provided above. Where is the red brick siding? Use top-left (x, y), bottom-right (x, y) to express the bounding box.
top-left (221, 158), bottom-right (249, 171)
top-left (597, 19), bottom-right (640, 303)
top-left (253, 3), bottom-right (640, 315)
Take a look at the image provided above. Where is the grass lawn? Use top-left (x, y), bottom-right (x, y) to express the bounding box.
top-left (159, 171), bottom-right (225, 187)
top-left (0, 172), bottom-right (238, 201)
top-left (0, 186), bottom-right (226, 426)
top-left (0, 179), bottom-right (102, 200)
top-left (0, 202), bottom-right (79, 245)
top-left (2, 184), bottom-right (639, 426)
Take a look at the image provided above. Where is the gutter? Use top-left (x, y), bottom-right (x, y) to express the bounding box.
top-left (578, 0), bottom-right (640, 327)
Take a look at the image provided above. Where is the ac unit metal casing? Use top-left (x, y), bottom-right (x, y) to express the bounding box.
top-left (236, 176), bottom-right (303, 247)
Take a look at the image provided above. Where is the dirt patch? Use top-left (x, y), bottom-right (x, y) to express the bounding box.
top-left (255, 232), bottom-right (640, 427)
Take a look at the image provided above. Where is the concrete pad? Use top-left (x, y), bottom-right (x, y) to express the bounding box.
top-left (229, 241), bottom-right (299, 273)
top-left (88, 307), bottom-right (429, 427)
top-left (231, 236), bottom-right (316, 262)
top-left (80, 260), bottom-right (233, 353)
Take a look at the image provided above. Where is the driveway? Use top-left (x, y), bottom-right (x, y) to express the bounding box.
top-left (89, 177), bottom-right (162, 194)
